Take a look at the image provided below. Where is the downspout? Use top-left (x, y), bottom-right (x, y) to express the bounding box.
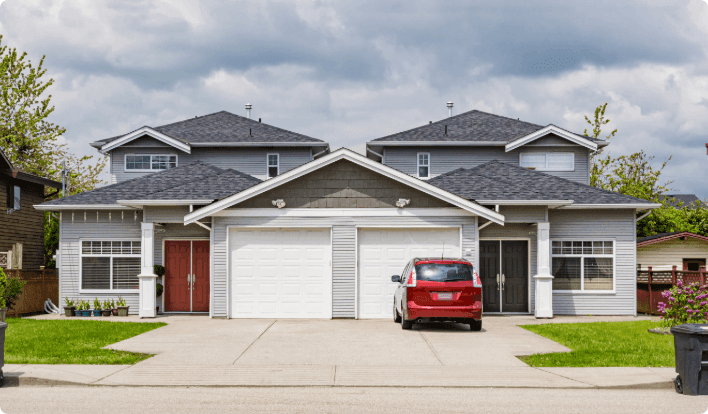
top-left (366, 147), bottom-right (384, 162)
top-left (312, 148), bottom-right (328, 159)
top-left (636, 210), bottom-right (652, 221)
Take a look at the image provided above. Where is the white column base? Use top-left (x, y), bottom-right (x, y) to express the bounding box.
top-left (139, 274), bottom-right (157, 318)
top-left (534, 274), bottom-right (554, 318)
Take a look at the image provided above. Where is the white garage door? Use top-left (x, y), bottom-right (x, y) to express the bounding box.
top-left (357, 228), bottom-right (461, 319)
top-left (229, 228), bottom-right (331, 318)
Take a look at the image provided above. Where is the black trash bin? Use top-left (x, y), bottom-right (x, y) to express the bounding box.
top-left (0, 321), bottom-right (5, 387)
top-left (671, 323), bottom-right (708, 395)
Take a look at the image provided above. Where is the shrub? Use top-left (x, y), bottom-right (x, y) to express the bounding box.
top-left (0, 267), bottom-right (27, 310)
top-left (658, 280), bottom-right (708, 327)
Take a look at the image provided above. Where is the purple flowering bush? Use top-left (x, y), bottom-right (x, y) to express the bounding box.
top-left (658, 280), bottom-right (708, 327)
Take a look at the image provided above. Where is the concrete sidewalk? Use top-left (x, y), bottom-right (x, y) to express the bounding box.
top-left (7, 314), bottom-right (675, 388)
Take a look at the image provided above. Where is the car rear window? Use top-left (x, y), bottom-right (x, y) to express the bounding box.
top-left (415, 263), bottom-right (474, 282)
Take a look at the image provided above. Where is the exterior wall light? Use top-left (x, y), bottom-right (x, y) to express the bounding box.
top-left (396, 199), bottom-right (411, 208)
top-left (272, 199), bottom-right (286, 208)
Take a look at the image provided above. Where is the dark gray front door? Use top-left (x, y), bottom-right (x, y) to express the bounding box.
top-left (480, 240), bottom-right (529, 313)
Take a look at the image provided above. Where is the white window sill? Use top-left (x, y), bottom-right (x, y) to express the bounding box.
top-left (79, 289), bottom-right (140, 294)
top-left (552, 290), bottom-right (616, 295)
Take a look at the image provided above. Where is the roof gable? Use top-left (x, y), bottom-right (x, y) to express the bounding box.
top-left (99, 127), bottom-right (191, 154)
top-left (185, 148), bottom-right (504, 225)
top-left (505, 125), bottom-right (598, 152)
top-left (0, 147), bottom-right (12, 171)
top-left (637, 232), bottom-right (708, 247)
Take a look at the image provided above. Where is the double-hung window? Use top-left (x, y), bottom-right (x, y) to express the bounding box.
top-left (267, 154), bottom-right (279, 179)
top-left (520, 152), bottom-right (574, 171)
top-left (81, 241), bottom-right (141, 291)
top-left (551, 240), bottom-right (614, 291)
top-left (125, 155), bottom-right (177, 172)
top-left (6, 185), bottom-right (20, 211)
top-left (417, 153), bottom-right (430, 178)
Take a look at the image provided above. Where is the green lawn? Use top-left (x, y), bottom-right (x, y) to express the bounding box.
top-left (3, 318), bottom-right (166, 364)
top-left (519, 320), bottom-right (675, 367)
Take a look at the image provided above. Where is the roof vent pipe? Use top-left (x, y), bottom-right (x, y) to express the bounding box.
top-left (447, 101), bottom-right (453, 117)
top-left (245, 103), bottom-right (252, 119)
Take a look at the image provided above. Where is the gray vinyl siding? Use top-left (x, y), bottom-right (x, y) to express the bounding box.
top-left (332, 226), bottom-right (356, 318)
top-left (109, 145), bottom-right (312, 183)
top-left (499, 206), bottom-right (546, 222)
top-left (58, 210), bottom-right (143, 314)
top-left (144, 206), bottom-right (193, 222)
top-left (212, 214), bottom-right (477, 318)
top-left (383, 145), bottom-right (590, 184)
top-left (548, 209), bottom-right (636, 315)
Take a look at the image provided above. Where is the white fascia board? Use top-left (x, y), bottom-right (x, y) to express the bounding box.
top-left (559, 203), bottom-right (661, 210)
top-left (189, 142), bottom-right (327, 147)
top-left (100, 127), bottom-right (191, 154)
top-left (214, 208), bottom-right (476, 217)
top-left (116, 199), bottom-right (214, 206)
top-left (367, 141), bottom-right (506, 146)
top-left (34, 204), bottom-right (137, 211)
top-left (475, 200), bottom-right (574, 207)
top-left (505, 125), bottom-right (598, 152)
top-left (185, 148), bottom-right (505, 225)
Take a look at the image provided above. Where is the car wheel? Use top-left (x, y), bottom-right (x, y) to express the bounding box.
top-left (469, 319), bottom-right (482, 332)
top-left (393, 303), bottom-right (402, 323)
top-left (401, 319), bottom-right (413, 330)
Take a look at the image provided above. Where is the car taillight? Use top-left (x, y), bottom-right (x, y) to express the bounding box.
top-left (407, 268), bottom-right (417, 287)
top-left (473, 272), bottom-right (482, 288)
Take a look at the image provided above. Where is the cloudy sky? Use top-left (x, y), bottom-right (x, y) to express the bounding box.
top-left (1, 0), bottom-right (707, 197)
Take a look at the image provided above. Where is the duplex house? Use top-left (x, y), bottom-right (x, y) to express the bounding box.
top-left (36, 108), bottom-right (657, 318)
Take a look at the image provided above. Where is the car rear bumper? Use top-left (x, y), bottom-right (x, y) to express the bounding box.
top-left (406, 301), bottom-right (482, 321)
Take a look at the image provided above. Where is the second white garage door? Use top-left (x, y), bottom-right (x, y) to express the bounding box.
top-left (357, 228), bottom-right (461, 319)
top-left (229, 228), bottom-right (331, 318)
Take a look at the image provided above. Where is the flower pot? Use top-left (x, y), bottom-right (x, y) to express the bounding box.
top-left (79, 310), bottom-right (90, 317)
top-left (92, 309), bottom-right (101, 317)
top-left (64, 306), bottom-right (76, 317)
top-left (0, 308), bottom-right (6, 323)
top-left (100, 309), bottom-right (111, 317)
top-left (117, 306), bottom-right (129, 317)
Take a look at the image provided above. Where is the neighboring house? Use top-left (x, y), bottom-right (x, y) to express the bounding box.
top-left (637, 232), bottom-right (708, 271)
top-left (36, 108), bottom-right (658, 319)
top-left (660, 194), bottom-right (702, 209)
top-left (0, 147), bottom-right (62, 269)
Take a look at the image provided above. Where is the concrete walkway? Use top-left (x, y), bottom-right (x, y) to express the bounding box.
top-left (5, 314), bottom-right (676, 388)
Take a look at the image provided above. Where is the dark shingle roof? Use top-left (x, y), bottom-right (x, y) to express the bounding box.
top-left (661, 194), bottom-right (702, 209)
top-left (93, 111), bottom-right (326, 146)
top-left (427, 161), bottom-right (655, 205)
top-left (370, 109), bottom-right (603, 144)
top-left (41, 162), bottom-right (261, 206)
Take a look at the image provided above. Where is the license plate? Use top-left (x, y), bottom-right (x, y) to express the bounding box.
top-left (437, 292), bottom-right (453, 300)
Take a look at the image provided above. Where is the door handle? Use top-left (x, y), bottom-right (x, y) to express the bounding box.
top-left (502, 274), bottom-right (506, 289)
top-left (496, 274), bottom-right (500, 288)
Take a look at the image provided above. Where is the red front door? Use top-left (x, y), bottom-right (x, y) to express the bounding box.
top-left (165, 240), bottom-right (210, 312)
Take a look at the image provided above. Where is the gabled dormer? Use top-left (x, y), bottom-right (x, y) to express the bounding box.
top-left (366, 109), bottom-right (607, 185)
top-left (91, 111), bottom-right (330, 184)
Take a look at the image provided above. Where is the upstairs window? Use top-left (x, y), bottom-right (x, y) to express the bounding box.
top-left (417, 153), bottom-right (430, 178)
top-left (267, 154), bottom-right (279, 179)
top-left (125, 155), bottom-right (177, 171)
top-left (520, 152), bottom-right (574, 171)
top-left (6, 185), bottom-right (20, 212)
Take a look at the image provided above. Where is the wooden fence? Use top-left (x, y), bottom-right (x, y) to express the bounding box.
top-left (4, 269), bottom-right (58, 317)
top-left (636, 266), bottom-right (706, 315)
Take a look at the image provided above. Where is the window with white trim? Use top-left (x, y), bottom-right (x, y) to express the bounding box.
top-left (267, 154), bottom-right (279, 179)
top-left (125, 155), bottom-right (177, 171)
top-left (417, 153), bottom-right (430, 178)
top-left (81, 241), bottom-right (141, 290)
top-left (551, 240), bottom-right (614, 291)
top-left (520, 152), bottom-right (574, 171)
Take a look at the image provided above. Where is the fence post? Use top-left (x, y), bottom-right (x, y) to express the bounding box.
top-left (648, 266), bottom-right (653, 315)
top-left (672, 265), bottom-right (677, 286)
top-left (701, 266), bottom-right (706, 287)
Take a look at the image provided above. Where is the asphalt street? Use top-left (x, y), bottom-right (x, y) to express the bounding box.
top-left (2, 385), bottom-right (708, 414)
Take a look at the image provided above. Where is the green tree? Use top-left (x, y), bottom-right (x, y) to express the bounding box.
top-left (584, 102), bottom-right (617, 187)
top-left (0, 35), bottom-right (107, 267)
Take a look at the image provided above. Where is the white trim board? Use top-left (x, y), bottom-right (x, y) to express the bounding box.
top-left (476, 200), bottom-right (573, 207)
top-left (100, 127), bottom-right (191, 154)
top-left (185, 148), bottom-right (505, 225)
top-left (505, 125), bottom-right (598, 152)
top-left (214, 208), bottom-right (476, 218)
top-left (34, 204), bottom-right (138, 211)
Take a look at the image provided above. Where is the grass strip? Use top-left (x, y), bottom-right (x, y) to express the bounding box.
top-left (3, 318), bottom-right (166, 364)
top-left (519, 320), bottom-right (675, 367)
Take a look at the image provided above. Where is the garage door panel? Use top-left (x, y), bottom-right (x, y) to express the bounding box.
top-left (229, 228), bottom-right (332, 318)
top-left (357, 228), bottom-right (461, 319)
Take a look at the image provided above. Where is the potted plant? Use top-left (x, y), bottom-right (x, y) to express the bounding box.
top-left (110, 299), bottom-right (117, 316)
top-left (0, 268), bottom-right (27, 320)
top-left (92, 297), bottom-right (101, 317)
top-left (64, 297), bottom-right (76, 317)
top-left (116, 296), bottom-right (129, 316)
top-left (101, 299), bottom-right (112, 317)
top-left (155, 265), bottom-right (165, 315)
top-left (79, 300), bottom-right (90, 317)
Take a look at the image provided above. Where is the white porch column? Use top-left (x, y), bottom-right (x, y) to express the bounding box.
top-left (138, 222), bottom-right (157, 318)
top-left (534, 222), bottom-right (553, 318)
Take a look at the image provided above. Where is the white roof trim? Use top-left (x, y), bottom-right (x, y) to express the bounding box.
top-left (189, 142), bottom-right (328, 147)
top-left (559, 203), bottom-right (661, 211)
top-left (117, 199), bottom-right (214, 208)
top-left (34, 204), bottom-right (137, 211)
top-left (100, 127), bottom-right (192, 154)
top-left (184, 148), bottom-right (505, 225)
top-left (505, 125), bottom-right (598, 152)
top-left (368, 141), bottom-right (507, 147)
top-left (476, 200), bottom-right (574, 207)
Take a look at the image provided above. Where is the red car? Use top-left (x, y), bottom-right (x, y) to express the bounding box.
top-left (392, 258), bottom-right (483, 331)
